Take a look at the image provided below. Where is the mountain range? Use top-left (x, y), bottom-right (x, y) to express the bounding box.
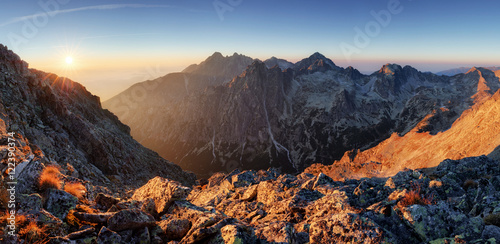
top-left (2, 44), bottom-right (500, 243)
top-left (104, 52), bottom-right (500, 179)
top-left (436, 66), bottom-right (500, 76)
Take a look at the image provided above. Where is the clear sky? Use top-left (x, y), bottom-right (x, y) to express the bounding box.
top-left (1, 0), bottom-right (499, 100)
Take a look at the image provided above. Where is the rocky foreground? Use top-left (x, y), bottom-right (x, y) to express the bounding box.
top-left (3, 155), bottom-right (500, 243)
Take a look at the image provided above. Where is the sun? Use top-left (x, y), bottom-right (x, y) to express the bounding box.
top-left (65, 56), bottom-right (73, 64)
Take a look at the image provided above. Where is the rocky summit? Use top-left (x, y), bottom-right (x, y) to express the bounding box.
top-left (105, 51), bottom-right (500, 179)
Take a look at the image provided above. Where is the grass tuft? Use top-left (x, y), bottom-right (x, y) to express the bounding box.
top-left (38, 165), bottom-right (62, 191)
top-left (64, 182), bottom-right (86, 199)
top-left (399, 182), bottom-right (434, 207)
top-left (18, 221), bottom-right (48, 243)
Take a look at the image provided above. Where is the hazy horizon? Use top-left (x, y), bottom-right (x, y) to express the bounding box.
top-left (1, 0), bottom-right (499, 100)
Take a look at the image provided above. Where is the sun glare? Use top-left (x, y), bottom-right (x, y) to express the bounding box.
top-left (65, 56), bottom-right (73, 64)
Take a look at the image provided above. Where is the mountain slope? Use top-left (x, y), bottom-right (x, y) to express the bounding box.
top-left (437, 66), bottom-right (500, 76)
top-left (306, 74), bottom-right (500, 180)
top-left (0, 44), bottom-right (195, 191)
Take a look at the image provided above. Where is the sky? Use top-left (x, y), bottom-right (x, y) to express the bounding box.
top-left (1, 0), bottom-right (499, 100)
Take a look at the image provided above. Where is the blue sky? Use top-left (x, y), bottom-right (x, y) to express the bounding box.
top-left (1, 0), bottom-right (499, 99)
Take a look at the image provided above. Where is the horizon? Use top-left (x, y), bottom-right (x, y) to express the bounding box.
top-left (1, 0), bottom-right (499, 100)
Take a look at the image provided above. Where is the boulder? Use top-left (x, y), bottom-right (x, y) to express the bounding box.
top-left (159, 218), bottom-right (191, 240)
top-left (44, 189), bottom-right (78, 220)
top-left (131, 176), bottom-right (191, 215)
top-left (97, 226), bottom-right (122, 244)
top-left (107, 209), bottom-right (156, 232)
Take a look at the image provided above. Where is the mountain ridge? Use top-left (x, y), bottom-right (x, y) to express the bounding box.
top-left (104, 52), bottom-right (500, 179)
top-left (0, 44), bottom-right (195, 192)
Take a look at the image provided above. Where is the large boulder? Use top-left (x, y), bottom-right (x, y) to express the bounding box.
top-left (131, 176), bottom-right (191, 215)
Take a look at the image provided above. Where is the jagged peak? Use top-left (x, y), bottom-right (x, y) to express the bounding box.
top-left (210, 51), bottom-right (224, 58)
top-left (378, 63), bottom-right (402, 75)
top-left (294, 52), bottom-right (339, 74)
top-left (465, 66), bottom-right (494, 75)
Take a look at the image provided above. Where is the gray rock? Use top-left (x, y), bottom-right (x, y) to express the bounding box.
top-left (65, 227), bottom-right (96, 240)
top-left (482, 225), bottom-right (500, 241)
top-left (159, 218), bottom-right (191, 240)
top-left (97, 226), bottom-right (122, 244)
top-left (44, 189), bottom-right (78, 220)
top-left (107, 209), bottom-right (156, 232)
top-left (18, 193), bottom-right (43, 214)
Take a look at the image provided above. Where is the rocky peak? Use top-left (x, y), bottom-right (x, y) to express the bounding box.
top-left (264, 56), bottom-right (295, 71)
top-left (343, 66), bottom-right (365, 80)
top-left (378, 63), bottom-right (403, 76)
top-left (294, 52), bottom-right (339, 75)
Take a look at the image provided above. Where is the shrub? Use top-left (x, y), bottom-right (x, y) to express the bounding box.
top-left (38, 165), bottom-right (62, 191)
top-left (484, 213), bottom-right (500, 227)
top-left (64, 182), bottom-right (86, 199)
top-left (18, 221), bottom-right (48, 243)
top-left (399, 183), bottom-right (433, 207)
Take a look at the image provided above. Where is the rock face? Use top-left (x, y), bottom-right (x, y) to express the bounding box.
top-left (104, 51), bottom-right (500, 178)
top-left (309, 85), bottom-right (500, 180)
top-left (0, 44), bottom-right (195, 190)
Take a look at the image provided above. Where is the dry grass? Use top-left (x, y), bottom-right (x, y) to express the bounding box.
top-left (38, 165), bottom-right (62, 191)
top-left (64, 182), bottom-right (86, 199)
top-left (0, 183), bottom-right (9, 210)
top-left (18, 221), bottom-right (48, 243)
top-left (484, 213), bottom-right (500, 227)
top-left (399, 183), bottom-right (434, 207)
top-left (1, 213), bottom-right (29, 239)
top-left (463, 179), bottom-right (479, 190)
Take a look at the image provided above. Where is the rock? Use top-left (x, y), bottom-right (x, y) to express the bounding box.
top-left (180, 218), bottom-right (236, 244)
top-left (18, 193), bottom-right (43, 214)
top-left (141, 197), bottom-right (157, 217)
top-left (231, 171), bottom-right (257, 188)
top-left (254, 221), bottom-right (295, 243)
top-left (241, 184), bottom-right (259, 201)
top-left (107, 209), bottom-right (156, 232)
top-left (402, 202), bottom-right (484, 242)
top-left (65, 227), bottom-right (96, 240)
top-left (220, 224), bottom-right (256, 244)
top-left (482, 225), bottom-right (500, 241)
top-left (44, 236), bottom-right (72, 244)
top-left (312, 173), bottom-right (337, 189)
top-left (45, 189), bottom-right (79, 220)
top-left (159, 218), bottom-right (191, 240)
top-left (95, 193), bottom-right (120, 210)
top-left (207, 172), bottom-right (227, 188)
top-left (73, 212), bottom-right (114, 224)
top-left (97, 226), bottom-right (122, 244)
top-left (309, 213), bottom-right (396, 243)
top-left (131, 176), bottom-right (191, 215)
top-left (128, 227), bottom-right (150, 244)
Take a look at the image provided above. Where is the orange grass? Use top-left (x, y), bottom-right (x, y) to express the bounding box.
top-left (38, 165), bottom-right (62, 191)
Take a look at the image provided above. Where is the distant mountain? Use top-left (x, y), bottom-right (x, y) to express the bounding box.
top-left (0, 44), bottom-right (195, 192)
top-left (307, 69), bottom-right (500, 179)
top-left (263, 56), bottom-right (294, 70)
top-left (436, 66), bottom-right (500, 76)
top-left (105, 52), bottom-right (500, 179)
